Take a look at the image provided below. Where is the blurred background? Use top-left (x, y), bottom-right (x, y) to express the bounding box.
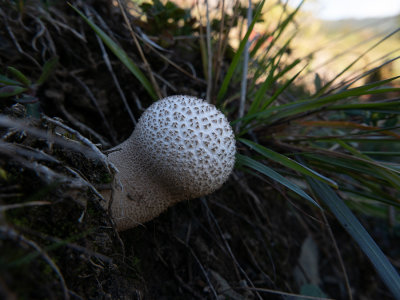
top-left (294, 0), bottom-right (400, 88)
top-left (152, 0), bottom-right (400, 91)
top-left (302, 0), bottom-right (400, 20)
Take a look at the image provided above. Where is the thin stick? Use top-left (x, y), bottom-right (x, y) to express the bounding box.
top-left (213, 0), bottom-right (225, 77)
top-left (240, 286), bottom-right (335, 300)
top-left (59, 104), bottom-right (110, 147)
top-left (86, 4), bottom-right (203, 84)
top-left (0, 115), bottom-right (102, 161)
top-left (201, 198), bottom-right (263, 300)
top-left (95, 34), bottom-right (137, 126)
top-left (0, 201), bottom-right (50, 212)
top-left (116, 0), bottom-right (162, 99)
top-left (214, 0), bottom-right (241, 92)
top-left (147, 42), bottom-right (206, 83)
top-left (70, 73), bottom-right (117, 144)
top-left (134, 27), bottom-right (206, 83)
top-left (205, 0), bottom-right (213, 102)
top-left (237, 0), bottom-right (253, 130)
top-left (0, 226), bottom-right (70, 300)
top-left (42, 115), bottom-right (116, 174)
top-left (174, 236), bottom-right (219, 299)
top-left (20, 227), bottom-right (114, 265)
top-left (0, 8), bottom-right (41, 68)
top-left (320, 209), bottom-right (353, 300)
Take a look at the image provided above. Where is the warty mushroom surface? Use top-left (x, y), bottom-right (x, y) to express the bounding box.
top-left (102, 95), bottom-right (236, 230)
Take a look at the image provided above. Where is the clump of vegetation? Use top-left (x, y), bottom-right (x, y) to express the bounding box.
top-left (0, 57), bottom-right (58, 118)
top-left (1, 0), bottom-right (399, 299)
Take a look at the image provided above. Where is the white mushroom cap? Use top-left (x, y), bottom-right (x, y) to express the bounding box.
top-left (103, 95), bottom-right (236, 230)
top-left (135, 95), bottom-right (236, 197)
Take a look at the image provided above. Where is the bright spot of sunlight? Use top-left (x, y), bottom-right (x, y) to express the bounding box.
top-left (291, 0), bottom-right (400, 20)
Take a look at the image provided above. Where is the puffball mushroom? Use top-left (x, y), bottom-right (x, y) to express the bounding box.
top-left (102, 95), bottom-right (236, 231)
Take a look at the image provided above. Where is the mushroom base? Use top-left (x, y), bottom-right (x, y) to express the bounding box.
top-left (100, 140), bottom-right (181, 231)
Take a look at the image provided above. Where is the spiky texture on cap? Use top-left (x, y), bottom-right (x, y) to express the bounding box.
top-left (103, 95), bottom-right (236, 230)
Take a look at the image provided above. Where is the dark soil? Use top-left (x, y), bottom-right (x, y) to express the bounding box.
top-left (0, 1), bottom-right (399, 299)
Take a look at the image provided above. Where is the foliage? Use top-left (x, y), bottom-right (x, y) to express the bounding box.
top-left (139, 0), bottom-right (196, 36)
top-left (0, 57), bottom-right (58, 118)
top-left (1, 0), bottom-right (399, 298)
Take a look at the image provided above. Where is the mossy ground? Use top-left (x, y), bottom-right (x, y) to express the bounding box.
top-left (0, 1), bottom-right (399, 299)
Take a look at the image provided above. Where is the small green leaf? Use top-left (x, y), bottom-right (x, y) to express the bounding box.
top-left (0, 85), bottom-right (28, 98)
top-left (0, 75), bottom-right (21, 86)
top-left (7, 66), bottom-right (31, 86)
top-left (0, 167), bottom-right (8, 180)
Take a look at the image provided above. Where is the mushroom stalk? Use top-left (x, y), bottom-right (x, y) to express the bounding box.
top-left (102, 95), bottom-right (236, 231)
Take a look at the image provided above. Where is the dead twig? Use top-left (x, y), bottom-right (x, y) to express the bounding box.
top-left (0, 201), bottom-right (51, 212)
top-left (42, 115), bottom-right (116, 174)
top-left (214, 0), bottom-right (241, 94)
top-left (319, 209), bottom-right (353, 300)
top-left (64, 166), bottom-right (106, 203)
top-left (96, 34), bottom-right (137, 126)
top-left (69, 74), bottom-right (117, 144)
top-left (85, 5), bottom-right (138, 126)
top-left (201, 197), bottom-right (263, 300)
top-left (205, 0), bottom-right (213, 103)
top-left (173, 236), bottom-right (219, 299)
top-left (20, 226), bottom-right (114, 265)
top-left (59, 104), bottom-right (110, 147)
top-left (0, 8), bottom-right (41, 68)
top-left (116, 0), bottom-right (163, 99)
top-left (237, 0), bottom-right (252, 130)
top-left (0, 226), bottom-right (70, 300)
top-left (239, 286), bottom-right (336, 300)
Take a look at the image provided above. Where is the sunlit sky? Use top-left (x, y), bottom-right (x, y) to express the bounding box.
top-left (296, 0), bottom-right (400, 20)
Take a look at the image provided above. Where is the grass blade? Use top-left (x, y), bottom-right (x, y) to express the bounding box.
top-left (261, 65), bottom-right (304, 110)
top-left (328, 99), bottom-right (400, 110)
top-left (7, 66), bottom-right (31, 86)
top-left (237, 154), bottom-right (320, 208)
top-left (260, 1), bottom-right (303, 61)
top-left (315, 27), bottom-right (400, 97)
top-left (248, 38), bottom-right (300, 116)
top-left (216, 0), bottom-right (266, 103)
top-left (337, 140), bottom-right (400, 189)
top-left (69, 4), bottom-right (157, 100)
top-left (0, 75), bottom-right (22, 86)
top-left (36, 57), bottom-right (59, 86)
top-left (239, 138), bottom-right (338, 188)
top-left (237, 77), bottom-right (399, 128)
top-left (248, 58), bottom-right (277, 114)
top-left (238, 0), bottom-right (253, 121)
top-left (270, 84), bottom-right (400, 121)
top-left (341, 188), bottom-right (400, 209)
top-left (307, 177), bottom-right (400, 299)
top-left (0, 85), bottom-right (27, 98)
